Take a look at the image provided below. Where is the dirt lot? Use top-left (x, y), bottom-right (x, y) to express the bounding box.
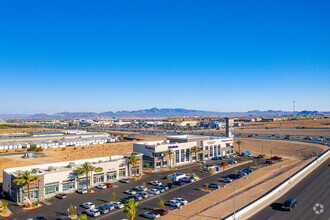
top-left (0, 127), bottom-right (59, 134)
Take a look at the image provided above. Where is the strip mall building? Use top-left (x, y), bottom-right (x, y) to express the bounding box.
top-left (2, 153), bottom-right (142, 203)
top-left (133, 135), bottom-right (234, 169)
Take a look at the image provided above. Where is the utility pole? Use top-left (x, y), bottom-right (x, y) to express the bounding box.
top-left (293, 101), bottom-right (296, 138)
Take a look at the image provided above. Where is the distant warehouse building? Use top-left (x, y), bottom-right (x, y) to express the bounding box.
top-left (3, 153), bottom-right (142, 203)
top-left (133, 135), bottom-right (233, 170)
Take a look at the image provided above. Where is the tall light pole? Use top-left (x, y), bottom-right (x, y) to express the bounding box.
top-left (289, 154), bottom-right (291, 183)
top-left (293, 101), bottom-right (296, 138)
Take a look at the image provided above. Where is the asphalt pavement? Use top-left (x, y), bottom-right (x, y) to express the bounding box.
top-left (250, 157), bottom-right (329, 220)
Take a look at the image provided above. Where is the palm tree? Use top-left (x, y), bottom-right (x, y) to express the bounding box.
top-left (235, 140), bottom-right (243, 154)
top-left (165, 149), bottom-right (174, 168)
top-left (191, 146), bottom-right (201, 163)
top-left (76, 162), bottom-right (95, 192)
top-left (126, 154), bottom-right (140, 177)
top-left (124, 198), bottom-right (139, 220)
top-left (13, 171), bottom-right (40, 205)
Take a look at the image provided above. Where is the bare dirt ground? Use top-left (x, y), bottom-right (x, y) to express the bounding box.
top-left (0, 127), bottom-right (59, 134)
top-left (242, 118), bottom-right (330, 129)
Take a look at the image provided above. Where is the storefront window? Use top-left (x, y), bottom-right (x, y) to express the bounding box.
top-left (156, 162), bottom-right (161, 167)
top-left (186, 150), bottom-right (190, 161)
top-left (119, 169), bottom-right (126, 177)
top-left (210, 146), bottom-right (213, 157)
top-left (24, 190), bottom-right (38, 199)
top-left (45, 184), bottom-right (59, 195)
top-left (62, 181), bottom-right (75, 191)
top-left (163, 161), bottom-right (167, 166)
top-left (107, 172), bottom-right (117, 181)
top-left (175, 150), bottom-right (179, 163)
top-left (93, 175), bottom-right (104, 184)
top-left (78, 178), bottom-right (90, 188)
top-left (218, 145), bottom-right (221, 155)
top-left (181, 149), bottom-right (185, 162)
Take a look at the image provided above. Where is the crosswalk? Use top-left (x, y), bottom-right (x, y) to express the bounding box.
top-left (42, 199), bottom-right (52, 205)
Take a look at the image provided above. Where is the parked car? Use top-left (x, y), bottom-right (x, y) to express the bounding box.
top-left (220, 177), bottom-right (233, 183)
top-left (110, 202), bottom-right (124, 209)
top-left (227, 174), bottom-right (239, 180)
top-left (82, 202), bottom-right (95, 209)
top-left (76, 188), bottom-right (87, 194)
top-left (173, 181), bottom-right (184, 186)
top-left (228, 160), bottom-right (237, 164)
top-left (57, 216), bottom-right (71, 220)
top-left (304, 137), bottom-right (312, 140)
top-left (103, 203), bottom-right (115, 211)
top-left (167, 182), bottom-right (174, 188)
top-left (243, 168), bottom-right (253, 174)
top-left (28, 217), bottom-right (46, 220)
top-left (174, 198), bottom-right (188, 205)
top-left (208, 183), bottom-right (221, 189)
top-left (55, 193), bottom-right (67, 199)
top-left (150, 180), bottom-right (162, 186)
top-left (137, 192), bottom-right (148, 199)
top-left (134, 186), bottom-right (147, 192)
top-left (282, 198), bottom-right (297, 211)
top-left (212, 156), bottom-right (220, 160)
top-left (236, 171), bottom-right (245, 177)
top-left (168, 200), bottom-right (181, 208)
top-left (198, 160), bottom-right (206, 164)
top-left (96, 184), bottom-right (107, 189)
top-left (265, 160), bottom-right (274, 164)
top-left (128, 195), bottom-right (143, 201)
top-left (148, 189), bottom-right (160, 195)
top-left (120, 178), bottom-right (130, 183)
top-left (257, 155), bottom-right (264, 159)
top-left (153, 208), bottom-right (168, 216)
top-left (98, 204), bottom-right (110, 214)
top-left (284, 136), bottom-right (290, 140)
top-left (124, 189), bottom-right (136, 195)
top-left (85, 208), bottom-right (101, 217)
top-left (271, 156), bottom-right (282, 160)
top-left (181, 177), bottom-right (195, 183)
top-left (222, 161), bottom-right (229, 166)
top-left (143, 212), bottom-right (160, 219)
top-left (104, 183), bottom-right (113, 188)
top-left (158, 184), bottom-right (169, 190)
top-left (153, 187), bottom-right (165, 193)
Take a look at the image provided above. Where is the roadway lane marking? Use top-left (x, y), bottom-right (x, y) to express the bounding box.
top-left (42, 200), bottom-right (52, 205)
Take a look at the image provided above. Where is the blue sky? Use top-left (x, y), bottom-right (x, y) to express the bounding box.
top-left (0, 0), bottom-right (329, 114)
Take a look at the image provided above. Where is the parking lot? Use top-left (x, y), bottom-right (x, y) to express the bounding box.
top-left (8, 156), bottom-right (276, 219)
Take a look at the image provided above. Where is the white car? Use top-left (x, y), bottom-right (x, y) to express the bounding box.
top-left (148, 189), bottom-right (160, 195)
top-left (85, 208), bottom-right (100, 217)
top-left (143, 212), bottom-right (161, 219)
top-left (124, 189), bottom-right (136, 195)
top-left (174, 198), bottom-right (188, 205)
top-left (76, 188), bottom-right (87, 194)
top-left (150, 181), bottom-right (162, 186)
top-left (134, 186), bottom-right (147, 192)
top-left (168, 200), bottom-right (181, 208)
top-left (110, 202), bottom-right (124, 209)
top-left (96, 184), bottom-right (107, 189)
top-left (82, 202), bottom-right (95, 209)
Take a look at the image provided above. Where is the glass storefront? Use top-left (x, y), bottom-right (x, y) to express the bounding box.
top-left (186, 150), bottom-right (190, 161)
top-left (23, 190), bottom-right (38, 199)
top-left (78, 178), bottom-right (90, 188)
top-left (175, 150), bottom-right (179, 163)
top-left (93, 174), bottom-right (104, 184)
top-left (218, 145), bottom-right (221, 155)
top-left (107, 172), bottom-right (117, 181)
top-left (210, 146), bottom-right (213, 157)
top-left (45, 184), bottom-right (59, 195)
top-left (62, 181), bottom-right (75, 191)
top-left (181, 149), bottom-right (185, 162)
top-left (119, 169), bottom-right (126, 177)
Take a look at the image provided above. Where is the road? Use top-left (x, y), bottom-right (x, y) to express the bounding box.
top-left (7, 157), bottom-right (269, 220)
top-left (250, 157), bottom-right (329, 220)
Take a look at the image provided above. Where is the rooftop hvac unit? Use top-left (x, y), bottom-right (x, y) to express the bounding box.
top-left (98, 160), bottom-right (104, 163)
top-left (48, 166), bottom-right (56, 172)
top-left (68, 162), bottom-right (75, 168)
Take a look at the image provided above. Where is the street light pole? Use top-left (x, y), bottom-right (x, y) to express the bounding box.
top-left (289, 154), bottom-right (291, 183)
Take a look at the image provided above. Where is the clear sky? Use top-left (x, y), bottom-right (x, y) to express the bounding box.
top-left (0, 0), bottom-right (329, 114)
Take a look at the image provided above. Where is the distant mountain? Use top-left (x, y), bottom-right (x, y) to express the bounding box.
top-left (0, 108), bottom-right (328, 119)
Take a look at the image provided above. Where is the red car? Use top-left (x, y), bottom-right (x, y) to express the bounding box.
top-left (153, 208), bottom-right (168, 216)
top-left (265, 160), bottom-right (274, 164)
top-left (271, 156), bottom-right (282, 160)
top-left (104, 183), bottom-right (113, 188)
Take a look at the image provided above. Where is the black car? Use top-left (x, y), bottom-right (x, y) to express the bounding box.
top-left (55, 194), bottom-right (67, 199)
top-left (227, 174), bottom-right (239, 180)
top-left (31, 217), bottom-right (47, 220)
top-left (167, 182), bottom-right (174, 188)
top-left (257, 155), bottom-right (264, 159)
top-left (282, 198), bottom-right (297, 211)
top-left (128, 195), bottom-right (142, 201)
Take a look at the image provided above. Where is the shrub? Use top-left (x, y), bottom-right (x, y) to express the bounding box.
top-left (62, 147), bottom-right (66, 151)
top-left (112, 192), bottom-right (116, 201)
top-left (32, 201), bottom-right (38, 207)
top-left (28, 146), bottom-right (37, 151)
top-left (82, 146), bottom-right (85, 150)
top-left (158, 197), bottom-right (165, 209)
top-left (69, 204), bottom-right (75, 215)
top-left (74, 147), bottom-right (77, 150)
top-left (205, 183), bottom-right (209, 190)
top-left (235, 151), bottom-right (240, 155)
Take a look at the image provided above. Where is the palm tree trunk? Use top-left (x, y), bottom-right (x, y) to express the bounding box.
top-left (133, 163), bottom-right (136, 177)
top-left (169, 155), bottom-right (171, 168)
top-left (27, 184), bottom-right (31, 207)
top-left (239, 145), bottom-right (241, 154)
top-left (86, 172), bottom-right (89, 191)
top-left (195, 152), bottom-right (197, 163)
